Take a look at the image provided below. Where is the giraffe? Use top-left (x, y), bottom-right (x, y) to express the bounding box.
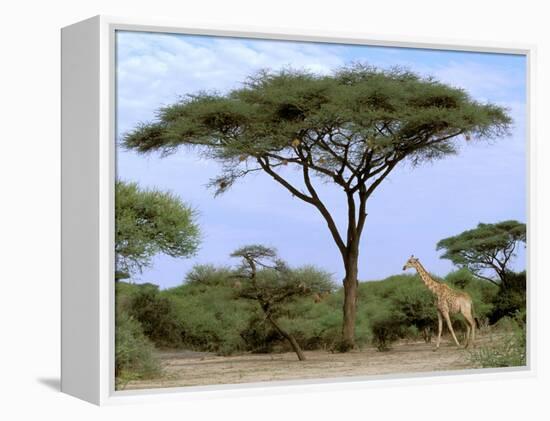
top-left (402, 255), bottom-right (476, 350)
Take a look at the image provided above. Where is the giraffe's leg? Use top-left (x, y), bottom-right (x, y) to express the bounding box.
top-left (463, 310), bottom-right (476, 348)
top-left (464, 322), bottom-right (471, 348)
top-left (443, 312), bottom-right (461, 347)
top-left (434, 311), bottom-right (443, 351)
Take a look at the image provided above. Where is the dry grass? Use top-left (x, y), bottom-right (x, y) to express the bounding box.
top-left (120, 333), bottom-right (506, 390)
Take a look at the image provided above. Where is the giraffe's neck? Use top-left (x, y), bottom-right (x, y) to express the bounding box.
top-left (413, 262), bottom-right (440, 294)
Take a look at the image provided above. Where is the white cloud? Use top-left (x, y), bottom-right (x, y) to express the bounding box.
top-left (116, 32), bottom-right (347, 136)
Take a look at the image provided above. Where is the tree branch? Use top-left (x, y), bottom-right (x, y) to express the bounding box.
top-left (257, 157), bottom-right (315, 204)
top-left (356, 188), bottom-right (368, 238)
top-left (299, 155), bottom-right (347, 258)
top-left (472, 272), bottom-right (500, 286)
top-left (365, 160), bottom-right (399, 198)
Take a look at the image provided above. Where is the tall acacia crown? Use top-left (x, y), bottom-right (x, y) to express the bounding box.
top-left (123, 63), bottom-right (511, 196)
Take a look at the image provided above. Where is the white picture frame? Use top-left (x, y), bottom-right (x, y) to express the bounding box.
top-left (61, 15), bottom-right (536, 406)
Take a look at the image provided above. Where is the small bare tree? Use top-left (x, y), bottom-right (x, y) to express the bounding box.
top-left (231, 245), bottom-right (333, 361)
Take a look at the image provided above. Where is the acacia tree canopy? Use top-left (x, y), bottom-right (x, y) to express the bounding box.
top-left (115, 181), bottom-right (201, 279)
top-left (124, 64), bottom-right (510, 195)
top-left (123, 63), bottom-right (511, 349)
top-left (436, 220), bottom-right (526, 285)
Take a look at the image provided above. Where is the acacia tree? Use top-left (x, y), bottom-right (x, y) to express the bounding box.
top-left (123, 64), bottom-right (511, 349)
top-left (231, 245), bottom-right (333, 360)
top-left (436, 220), bottom-right (526, 286)
top-left (115, 180), bottom-right (200, 279)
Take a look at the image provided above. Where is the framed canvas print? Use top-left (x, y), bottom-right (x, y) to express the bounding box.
top-left (61, 16), bottom-right (534, 405)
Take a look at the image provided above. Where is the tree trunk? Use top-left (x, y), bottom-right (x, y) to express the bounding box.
top-left (497, 268), bottom-right (508, 286)
top-left (340, 251), bottom-right (359, 351)
top-left (266, 314), bottom-right (306, 361)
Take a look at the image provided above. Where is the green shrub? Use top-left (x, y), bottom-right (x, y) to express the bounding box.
top-left (239, 314), bottom-right (281, 353)
top-left (184, 264), bottom-right (235, 287)
top-left (115, 264), bottom-right (506, 357)
top-left (494, 315), bottom-right (519, 332)
top-left (171, 289), bottom-right (251, 355)
top-left (490, 271), bottom-right (526, 323)
top-left (279, 295), bottom-right (345, 351)
top-left (371, 313), bottom-right (405, 351)
top-left (469, 314), bottom-right (526, 368)
top-left (115, 310), bottom-right (161, 387)
top-left (353, 308), bottom-right (374, 348)
top-left (360, 274), bottom-right (437, 345)
top-left (390, 280), bottom-right (437, 337)
top-left (445, 268), bottom-right (475, 289)
top-left (362, 296), bottom-right (406, 351)
top-left (127, 284), bottom-right (183, 348)
top-left (166, 266), bottom-right (255, 355)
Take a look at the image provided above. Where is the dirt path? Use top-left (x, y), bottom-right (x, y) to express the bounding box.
top-left (121, 335), bottom-right (500, 390)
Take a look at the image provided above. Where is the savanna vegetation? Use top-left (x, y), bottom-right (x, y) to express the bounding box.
top-left (115, 246), bottom-right (526, 386)
top-left (115, 64), bottom-right (524, 387)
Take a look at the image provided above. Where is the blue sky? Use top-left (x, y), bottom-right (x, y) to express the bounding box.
top-left (116, 31), bottom-right (527, 289)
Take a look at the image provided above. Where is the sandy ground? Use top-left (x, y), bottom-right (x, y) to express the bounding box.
top-left (121, 334), bottom-right (504, 390)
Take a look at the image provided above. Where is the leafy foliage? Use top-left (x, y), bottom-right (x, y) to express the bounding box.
top-left (115, 309), bottom-right (161, 387)
top-left (115, 181), bottom-right (200, 278)
top-left (114, 266), bottom-right (522, 363)
top-left (437, 220), bottom-right (526, 285)
top-left (168, 274), bottom-right (254, 355)
top-left (125, 283), bottom-right (183, 347)
top-left (278, 296), bottom-right (346, 351)
top-left (359, 275), bottom-right (432, 350)
top-left (370, 313), bottom-right (406, 351)
top-left (184, 264), bottom-right (235, 287)
top-left (490, 271), bottom-right (526, 322)
top-left (239, 313), bottom-right (283, 353)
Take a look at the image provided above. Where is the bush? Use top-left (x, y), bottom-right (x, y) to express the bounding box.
top-left (127, 284), bottom-right (183, 348)
top-left (170, 287), bottom-right (252, 355)
top-left (239, 314), bottom-right (281, 353)
top-left (184, 264), bottom-right (235, 287)
top-left (279, 294), bottom-right (345, 351)
top-left (469, 313), bottom-right (526, 368)
top-left (445, 267), bottom-right (475, 289)
top-left (115, 310), bottom-right (161, 387)
top-left (390, 280), bottom-right (437, 339)
top-left (490, 271), bottom-right (526, 323)
top-left (371, 313), bottom-right (405, 351)
top-left (166, 266), bottom-right (255, 355)
top-left (115, 265), bottom-right (507, 357)
top-left (360, 274), bottom-right (438, 346)
top-left (362, 295), bottom-right (406, 351)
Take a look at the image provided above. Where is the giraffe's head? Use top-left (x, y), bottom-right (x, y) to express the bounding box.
top-left (402, 255), bottom-right (419, 271)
